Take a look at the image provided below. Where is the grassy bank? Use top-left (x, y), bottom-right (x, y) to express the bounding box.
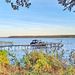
top-left (0, 41), bottom-right (12, 45)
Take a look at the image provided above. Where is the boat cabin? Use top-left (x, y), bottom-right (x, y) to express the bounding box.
top-left (30, 40), bottom-right (46, 46)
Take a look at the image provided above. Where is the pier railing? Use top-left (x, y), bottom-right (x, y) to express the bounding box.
top-left (0, 42), bottom-right (63, 51)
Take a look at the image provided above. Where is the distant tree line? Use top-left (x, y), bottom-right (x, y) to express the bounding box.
top-left (5, 0), bottom-right (75, 12)
top-left (8, 35), bottom-right (75, 38)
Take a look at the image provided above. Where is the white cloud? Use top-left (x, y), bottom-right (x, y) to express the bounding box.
top-left (0, 20), bottom-right (75, 37)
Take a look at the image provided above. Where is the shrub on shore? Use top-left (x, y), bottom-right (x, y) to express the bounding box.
top-left (0, 49), bottom-right (75, 75)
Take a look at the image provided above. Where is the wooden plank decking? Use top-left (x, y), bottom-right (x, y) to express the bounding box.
top-left (0, 42), bottom-right (62, 47)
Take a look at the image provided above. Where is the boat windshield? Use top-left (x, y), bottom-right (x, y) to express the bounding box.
top-left (32, 40), bottom-right (38, 42)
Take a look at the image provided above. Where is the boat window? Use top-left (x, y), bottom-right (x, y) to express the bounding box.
top-left (39, 42), bottom-right (42, 43)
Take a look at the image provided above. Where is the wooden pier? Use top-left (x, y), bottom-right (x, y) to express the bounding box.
top-left (0, 42), bottom-right (62, 47)
top-left (0, 42), bottom-right (63, 51)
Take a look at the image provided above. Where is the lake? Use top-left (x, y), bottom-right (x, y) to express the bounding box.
top-left (0, 38), bottom-right (75, 49)
top-left (0, 38), bottom-right (75, 65)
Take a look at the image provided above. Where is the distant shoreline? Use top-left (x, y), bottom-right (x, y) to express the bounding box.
top-left (0, 35), bottom-right (75, 38)
top-left (6, 35), bottom-right (75, 38)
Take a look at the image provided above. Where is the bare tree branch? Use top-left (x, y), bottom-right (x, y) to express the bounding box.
top-left (5, 0), bottom-right (75, 12)
top-left (58, 0), bottom-right (75, 12)
top-left (5, 0), bottom-right (31, 10)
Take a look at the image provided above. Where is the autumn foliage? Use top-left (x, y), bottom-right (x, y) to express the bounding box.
top-left (6, 0), bottom-right (31, 10)
top-left (0, 49), bottom-right (75, 75)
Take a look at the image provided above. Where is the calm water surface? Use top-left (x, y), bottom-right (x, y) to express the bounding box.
top-left (0, 38), bottom-right (75, 50)
top-left (0, 38), bottom-right (75, 64)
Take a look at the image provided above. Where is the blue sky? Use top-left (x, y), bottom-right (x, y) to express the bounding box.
top-left (0, 0), bottom-right (75, 37)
